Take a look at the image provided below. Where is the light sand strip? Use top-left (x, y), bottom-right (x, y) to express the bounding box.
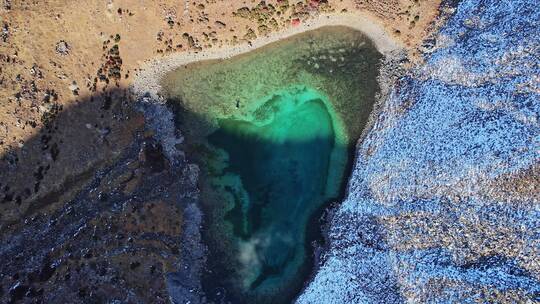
top-left (132, 13), bottom-right (402, 100)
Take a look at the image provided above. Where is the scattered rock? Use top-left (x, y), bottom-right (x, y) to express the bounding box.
top-left (215, 20), bottom-right (226, 29)
top-left (55, 40), bottom-right (70, 55)
top-left (130, 261), bottom-right (141, 270)
top-left (3, 0), bottom-right (11, 10)
top-left (69, 81), bottom-right (79, 95)
top-left (138, 140), bottom-right (167, 173)
top-left (38, 260), bottom-right (58, 282)
top-left (97, 191), bottom-right (108, 201)
top-left (9, 282), bottom-right (28, 302)
top-left (1, 23), bottom-right (9, 42)
top-left (68, 81), bottom-right (78, 91)
top-left (244, 28), bottom-right (257, 40)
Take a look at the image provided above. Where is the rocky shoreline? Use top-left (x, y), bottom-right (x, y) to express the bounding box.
top-left (131, 13), bottom-right (403, 103)
top-left (130, 16), bottom-right (406, 303)
top-left (299, 0), bottom-right (540, 302)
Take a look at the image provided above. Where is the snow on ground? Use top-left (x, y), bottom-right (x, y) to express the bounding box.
top-left (298, 0), bottom-right (540, 302)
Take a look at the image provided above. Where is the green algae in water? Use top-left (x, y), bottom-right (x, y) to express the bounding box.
top-left (162, 26), bottom-right (382, 303)
top-left (210, 89), bottom-right (339, 290)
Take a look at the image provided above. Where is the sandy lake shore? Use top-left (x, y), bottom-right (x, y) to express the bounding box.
top-left (132, 12), bottom-right (403, 100)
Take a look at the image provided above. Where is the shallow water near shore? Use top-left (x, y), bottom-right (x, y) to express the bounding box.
top-left (162, 26), bottom-right (382, 303)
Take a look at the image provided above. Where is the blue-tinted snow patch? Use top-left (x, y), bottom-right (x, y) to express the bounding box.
top-left (299, 0), bottom-right (540, 302)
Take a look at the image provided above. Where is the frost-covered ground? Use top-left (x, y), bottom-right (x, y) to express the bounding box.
top-left (298, 0), bottom-right (540, 302)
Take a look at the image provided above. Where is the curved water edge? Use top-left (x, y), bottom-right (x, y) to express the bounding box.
top-left (132, 13), bottom-right (403, 103)
top-left (163, 26), bottom-right (385, 303)
top-left (132, 19), bottom-right (404, 304)
top-left (298, 0), bottom-right (540, 303)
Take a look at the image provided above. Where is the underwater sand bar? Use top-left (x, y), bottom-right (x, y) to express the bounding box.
top-left (132, 13), bottom-right (402, 100)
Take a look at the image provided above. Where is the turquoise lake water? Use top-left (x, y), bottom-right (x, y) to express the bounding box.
top-left (162, 26), bottom-right (382, 303)
top-left (209, 89), bottom-right (338, 291)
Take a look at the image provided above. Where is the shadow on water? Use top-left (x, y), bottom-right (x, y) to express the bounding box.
top-left (0, 26), bottom-right (381, 304)
top-left (167, 88), bottom-right (360, 303)
top-left (161, 25), bottom-right (384, 304)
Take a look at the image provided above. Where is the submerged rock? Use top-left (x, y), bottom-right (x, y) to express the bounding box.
top-left (161, 26), bottom-right (382, 303)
